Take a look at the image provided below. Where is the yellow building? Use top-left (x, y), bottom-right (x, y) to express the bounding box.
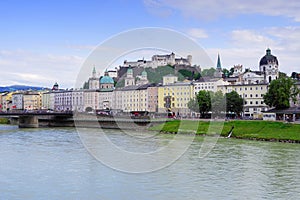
top-left (1, 92), bottom-right (14, 111)
top-left (23, 92), bottom-right (42, 110)
top-left (158, 81), bottom-right (194, 116)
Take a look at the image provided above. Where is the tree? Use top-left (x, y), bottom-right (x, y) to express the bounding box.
top-left (188, 90), bottom-right (211, 118)
top-left (210, 91), bottom-right (226, 115)
top-left (279, 71), bottom-right (287, 78)
top-left (226, 91), bottom-right (244, 116)
top-left (201, 67), bottom-right (216, 77)
top-left (263, 77), bottom-right (299, 109)
top-left (187, 97), bottom-right (198, 112)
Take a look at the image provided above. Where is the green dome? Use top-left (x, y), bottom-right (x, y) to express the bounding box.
top-left (100, 75), bottom-right (114, 84)
top-left (141, 70), bottom-right (147, 76)
top-left (127, 68), bottom-right (133, 73)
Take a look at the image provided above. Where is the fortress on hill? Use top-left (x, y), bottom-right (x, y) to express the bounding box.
top-left (123, 52), bottom-right (192, 68)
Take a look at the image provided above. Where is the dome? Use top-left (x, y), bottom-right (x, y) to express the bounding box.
top-left (100, 75), bottom-right (114, 84)
top-left (259, 48), bottom-right (278, 66)
top-left (141, 70), bottom-right (147, 76)
top-left (127, 68), bottom-right (133, 74)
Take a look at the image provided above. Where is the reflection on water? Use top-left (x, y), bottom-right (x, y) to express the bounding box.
top-left (0, 125), bottom-right (299, 199)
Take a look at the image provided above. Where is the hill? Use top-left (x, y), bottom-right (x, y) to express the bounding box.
top-left (0, 85), bottom-right (46, 92)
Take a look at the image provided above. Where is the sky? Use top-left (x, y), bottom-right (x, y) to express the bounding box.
top-left (1, 0), bottom-right (300, 88)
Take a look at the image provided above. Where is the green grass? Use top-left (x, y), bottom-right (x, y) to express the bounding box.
top-left (149, 120), bottom-right (300, 142)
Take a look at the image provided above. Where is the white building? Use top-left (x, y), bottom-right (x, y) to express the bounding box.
top-left (54, 90), bottom-right (73, 111)
top-left (42, 91), bottom-right (55, 110)
top-left (193, 78), bottom-right (228, 94)
top-left (12, 93), bottom-right (24, 110)
top-left (218, 83), bottom-right (269, 118)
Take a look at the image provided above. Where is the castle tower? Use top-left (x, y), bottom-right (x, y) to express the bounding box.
top-left (233, 65), bottom-right (243, 77)
top-left (187, 55), bottom-right (192, 65)
top-left (259, 48), bottom-right (279, 83)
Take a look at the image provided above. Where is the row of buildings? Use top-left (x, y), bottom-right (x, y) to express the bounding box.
top-left (1, 49), bottom-right (298, 118)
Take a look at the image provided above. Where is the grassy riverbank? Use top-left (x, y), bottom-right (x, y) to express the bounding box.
top-left (149, 120), bottom-right (300, 142)
top-left (0, 118), bottom-right (9, 124)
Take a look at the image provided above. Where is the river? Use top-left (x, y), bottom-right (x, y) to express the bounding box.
top-left (0, 124), bottom-right (299, 199)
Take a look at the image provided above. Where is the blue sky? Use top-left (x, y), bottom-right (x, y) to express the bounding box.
top-left (1, 0), bottom-right (300, 88)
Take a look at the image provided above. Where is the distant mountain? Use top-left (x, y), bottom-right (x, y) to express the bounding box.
top-left (0, 85), bottom-right (47, 92)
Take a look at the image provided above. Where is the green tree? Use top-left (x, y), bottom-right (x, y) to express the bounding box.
top-left (201, 67), bottom-right (216, 77)
top-left (188, 90), bottom-right (211, 118)
top-left (210, 91), bottom-right (226, 115)
top-left (279, 71), bottom-right (287, 78)
top-left (187, 97), bottom-right (198, 112)
top-left (178, 69), bottom-right (192, 80)
top-left (263, 77), bottom-right (299, 109)
top-left (226, 91), bottom-right (244, 116)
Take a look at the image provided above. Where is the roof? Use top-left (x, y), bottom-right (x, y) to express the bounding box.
top-left (100, 76), bottom-right (114, 84)
top-left (265, 107), bottom-right (300, 114)
top-left (259, 48), bottom-right (279, 66)
top-left (216, 54), bottom-right (222, 69)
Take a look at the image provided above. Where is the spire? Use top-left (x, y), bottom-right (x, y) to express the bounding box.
top-left (266, 48), bottom-right (271, 55)
top-left (104, 69), bottom-right (109, 76)
top-left (92, 65), bottom-right (96, 78)
top-left (216, 53), bottom-right (222, 69)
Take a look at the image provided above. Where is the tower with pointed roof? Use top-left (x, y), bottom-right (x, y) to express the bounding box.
top-left (88, 66), bottom-right (99, 89)
top-left (214, 53), bottom-right (223, 78)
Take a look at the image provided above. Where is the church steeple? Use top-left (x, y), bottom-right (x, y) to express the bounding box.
top-left (92, 66), bottom-right (96, 78)
top-left (214, 53), bottom-right (223, 78)
top-left (216, 53), bottom-right (222, 69)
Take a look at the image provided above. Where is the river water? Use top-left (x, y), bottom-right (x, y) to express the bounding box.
top-left (0, 124), bottom-right (300, 200)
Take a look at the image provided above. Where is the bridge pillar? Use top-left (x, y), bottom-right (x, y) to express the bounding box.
top-left (19, 115), bottom-right (39, 128)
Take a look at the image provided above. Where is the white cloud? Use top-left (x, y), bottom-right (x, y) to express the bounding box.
top-left (144, 0), bottom-right (300, 21)
top-left (204, 27), bottom-right (300, 75)
top-left (187, 28), bottom-right (208, 39)
top-left (0, 50), bottom-right (84, 88)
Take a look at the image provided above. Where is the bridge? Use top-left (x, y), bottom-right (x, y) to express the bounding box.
top-left (0, 112), bottom-right (74, 128)
top-left (0, 112), bottom-right (168, 129)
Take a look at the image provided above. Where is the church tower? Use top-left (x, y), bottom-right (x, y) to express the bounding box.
top-left (214, 53), bottom-right (223, 78)
top-left (88, 66), bottom-right (99, 89)
top-left (259, 48), bottom-right (279, 83)
top-left (136, 69), bottom-right (149, 85)
top-left (125, 67), bottom-right (135, 87)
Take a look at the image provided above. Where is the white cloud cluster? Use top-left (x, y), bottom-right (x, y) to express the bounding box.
top-left (144, 0), bottom-right (300, 21)
top-left (0, 49), bottom-right (83, 88)
top-left (187, 28), bottom-right (208, 39)
top-left (205, 27), bottom-right (300, 75)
